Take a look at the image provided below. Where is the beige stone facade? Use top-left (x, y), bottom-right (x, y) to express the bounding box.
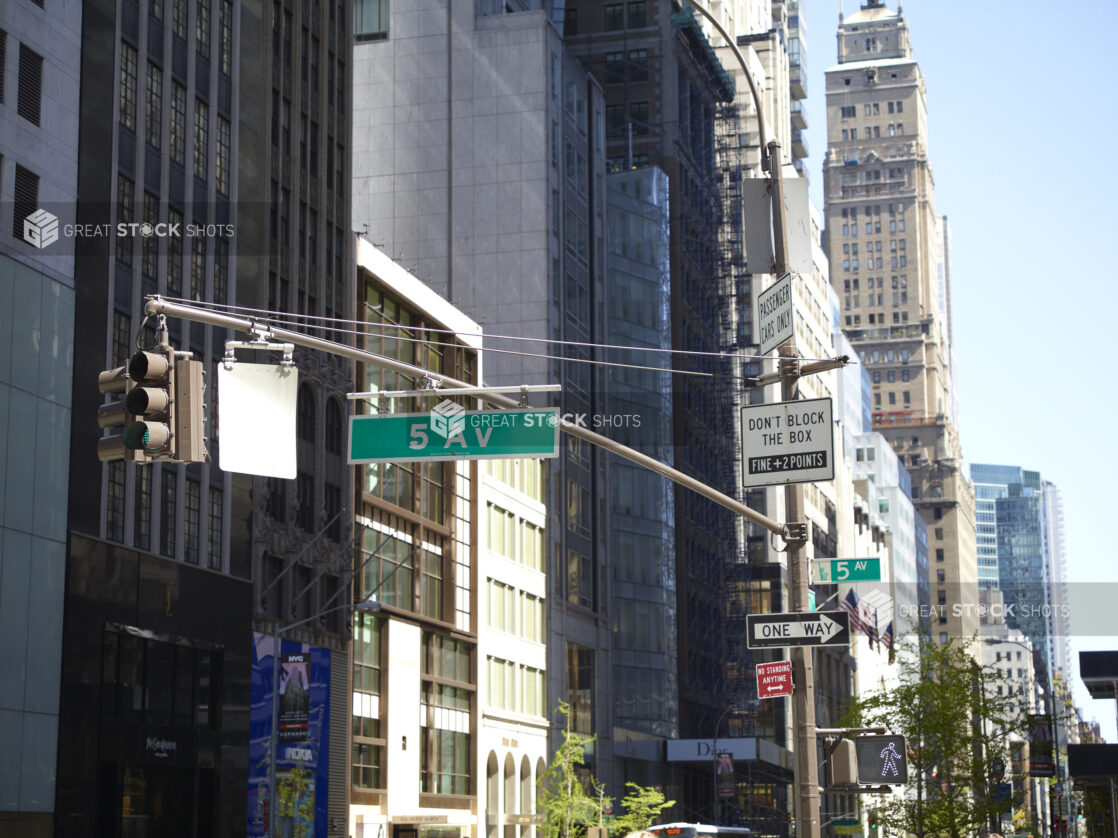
top-left (822, 1), bottom-right (977, 643)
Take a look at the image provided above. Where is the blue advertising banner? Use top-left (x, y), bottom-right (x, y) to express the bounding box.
top-left (248, 632), bottom-right (332, 838)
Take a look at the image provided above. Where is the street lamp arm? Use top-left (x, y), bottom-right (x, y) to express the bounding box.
top-left (685, 1), bottom-right (770, 161)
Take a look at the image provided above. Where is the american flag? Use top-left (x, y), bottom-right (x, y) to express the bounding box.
top-left (882, 620), bottom-right (895, 649)
top-left (840, 588), bottom-right (872, 635)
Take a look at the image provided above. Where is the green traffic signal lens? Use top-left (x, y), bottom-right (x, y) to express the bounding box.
top-left (124, 423), bottom-right (148, 450)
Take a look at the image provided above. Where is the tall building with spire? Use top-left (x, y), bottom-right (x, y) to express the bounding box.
top-left (821, 0), bottom-right (977, 643)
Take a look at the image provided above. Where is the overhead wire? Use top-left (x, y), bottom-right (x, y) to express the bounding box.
top-left (156, 298), bottom-right (852, 387)
top-left (158, 296), bottom-right (845, 366)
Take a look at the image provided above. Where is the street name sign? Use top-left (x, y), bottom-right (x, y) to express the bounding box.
top-left (756, 660), bottom-right (793, 698)
top-left (349, 407), bottom-right (560, 464)
top-left (741, 397), bottom-right (834, 487)
top-left (814, 558), bottom-right (882, 583)
top-left (746, 610), bottom-right (850, 649)
top-left (757, 272), bottom-right (795, 355)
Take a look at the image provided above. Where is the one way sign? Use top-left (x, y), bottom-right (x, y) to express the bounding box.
top-left (746, 611), bottom-right (851, 649)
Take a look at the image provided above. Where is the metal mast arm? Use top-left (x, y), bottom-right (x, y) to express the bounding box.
top-left (143, 296), bottom-right (788, 537)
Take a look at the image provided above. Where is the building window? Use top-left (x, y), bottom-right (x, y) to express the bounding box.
top-left (361, 527), bottom-right (413, 611)
top-left (146, 63), bottom-right (163, 147)
top-left (216, 117), bottom-right (231, 194)
top-left (196, 0), bottom-right (211, 58)
top-left (352, 613), bottom-right (384, 789)
top-left (167, 208), bottom-right (184, 295)
top-left (420, 632), bottom-right (472, 795)
top-left (190, 237), bottom-right (205, 301)
top-left (142, 193), bottom-right (159, 279)
top-left (567, 549), bottom-right (593, 609)
top-left (937, 569), bottom-right (945, 583)
top-left (325, 398), bottom-right (343, 455)
top-left (219, 0), bottom-right (233, 75)
top-left (162, 469), bottom-right (177, 556)
top-left (629, 48), bottom-right (648, 82)
top-left (936, 548), bottom-right (945, 562)
top-left (173, 0), bottom-right (188, 40)
top-left (184, 478), bottom-right (201, 564)
top-left (630, 101), bottom-right (649, 134)
top-left (116, 176), bottom-right (134, 265)
top-left (566, 643), bottom-right (594, 733)
top-left (354, 0), bottom-right (387, 41)
top-left (628, 1), bottom-right (647, 27)
top-left (106, 462), bottom-right (126, 542)
top-left (193, 99), bottom-right (209, 178)
top-left (119, 42), bottom-right (138, 130)
top-left (604, 3), bottom-right (624, 30)
top-left (213, 239), bottom-right (228, 304)
top-left (297, 472), bottom-right (314, 532)
top-left (208, 487), bottom-right (223, 569)
top-left (170, 83), bottom-right (186, 164)
top-left (604, 51), bottom-right (624, 84)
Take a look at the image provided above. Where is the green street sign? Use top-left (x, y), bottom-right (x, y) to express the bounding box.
top-left (814, 558), bottom-right (882, 583)
top-left (348, 407), bottom-right (560, 464)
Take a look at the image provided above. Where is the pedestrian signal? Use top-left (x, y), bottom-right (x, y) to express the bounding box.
top-left (853, 734), bottom-right (908, 784)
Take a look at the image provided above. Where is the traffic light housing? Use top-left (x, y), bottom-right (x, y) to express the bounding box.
top-left (826, 739), bottom-right (859, 787)
top-left (125, 349), bottom-right (175, 456)
top-left (868, 810), bottom-right (880, 836)
top-left (97, 341), bottom-right (207, 465)
top-left (97, 363), bottom-right (146, 462)
top-left (853, 734), bottom-right (908, 784)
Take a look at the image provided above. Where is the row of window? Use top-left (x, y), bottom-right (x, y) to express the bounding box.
top-left (840, 217), bottom-right (907, 236)
top-left (873, 390), bottom-right (912, 407)
top-left (119, 43), bottom-right (232, 190)
top-left (846, 311), bottom-right (910, 327)
top-left (486, 579), bottom-right (545, 643)
top-left (843, 239), bottom-right (907, 255)
top-left (872, 368), bottom-right (912, 384)
top-left (844, 275), bottom-right (907, 291)
top-left (107, 462), bottom-right (224, 569)
top-left (603, 49), bottom-right (648, 84)
top-left (486, 657), bottom-right (545, 717)
top-left (840, 100), bottom-right (904, 119)
top-left (352, 627), bottom-right (475, 795)
top-left (841, 123), bottom-right (904, 141)
top-left (842, 255), bottom-right (906, 272)
top-left (483, 458), bottom-right (545, 504)
top-left (845, 291), bottom-right (909, 309)
top-left (486, 503), bottom-right (545, 572)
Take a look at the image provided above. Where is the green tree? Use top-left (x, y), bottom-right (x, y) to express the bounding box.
top-left (610, 782), bottom-right (675, 835)
top-left (538, 701), bottom-right (610, 838)
top-left (840, 637), bottom-right (1026, 838)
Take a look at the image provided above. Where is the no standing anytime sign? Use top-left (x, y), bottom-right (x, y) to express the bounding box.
top-left (741, 397), bottom-right (834, 487)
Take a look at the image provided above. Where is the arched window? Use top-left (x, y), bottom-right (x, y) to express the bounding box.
top-left (297, 383), bottom-right (316, 442)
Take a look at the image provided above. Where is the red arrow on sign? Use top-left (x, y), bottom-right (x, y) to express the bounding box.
top-left (756, 661), bottom-right (793, 698)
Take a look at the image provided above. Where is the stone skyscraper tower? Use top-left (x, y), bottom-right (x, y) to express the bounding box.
top-left (822, 0), bottom-right (977, 643)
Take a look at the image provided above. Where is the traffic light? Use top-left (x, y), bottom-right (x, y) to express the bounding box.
top-left (853, 734), bottom-right (909, 784)
top-left (868, 811), bottom-right (880, 837)
top-left (826, 738), bottom-right (859, 787)
top-left (97, 363), bottom-right (145, 463)
top-left (125, 349), bottom-right (175, 457)
top-left (172, 358), bottom-right (206, 463)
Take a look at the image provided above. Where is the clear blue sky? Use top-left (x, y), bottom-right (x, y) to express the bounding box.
top-left (800, 0), bottom-right (1118, 741)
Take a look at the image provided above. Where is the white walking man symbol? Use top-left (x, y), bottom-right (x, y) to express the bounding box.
top-left (880, 741), bottom-right (901, 777)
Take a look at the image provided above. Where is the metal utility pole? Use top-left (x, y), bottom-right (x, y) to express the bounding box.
top-left (684, 3), bottom-right (820, 836)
